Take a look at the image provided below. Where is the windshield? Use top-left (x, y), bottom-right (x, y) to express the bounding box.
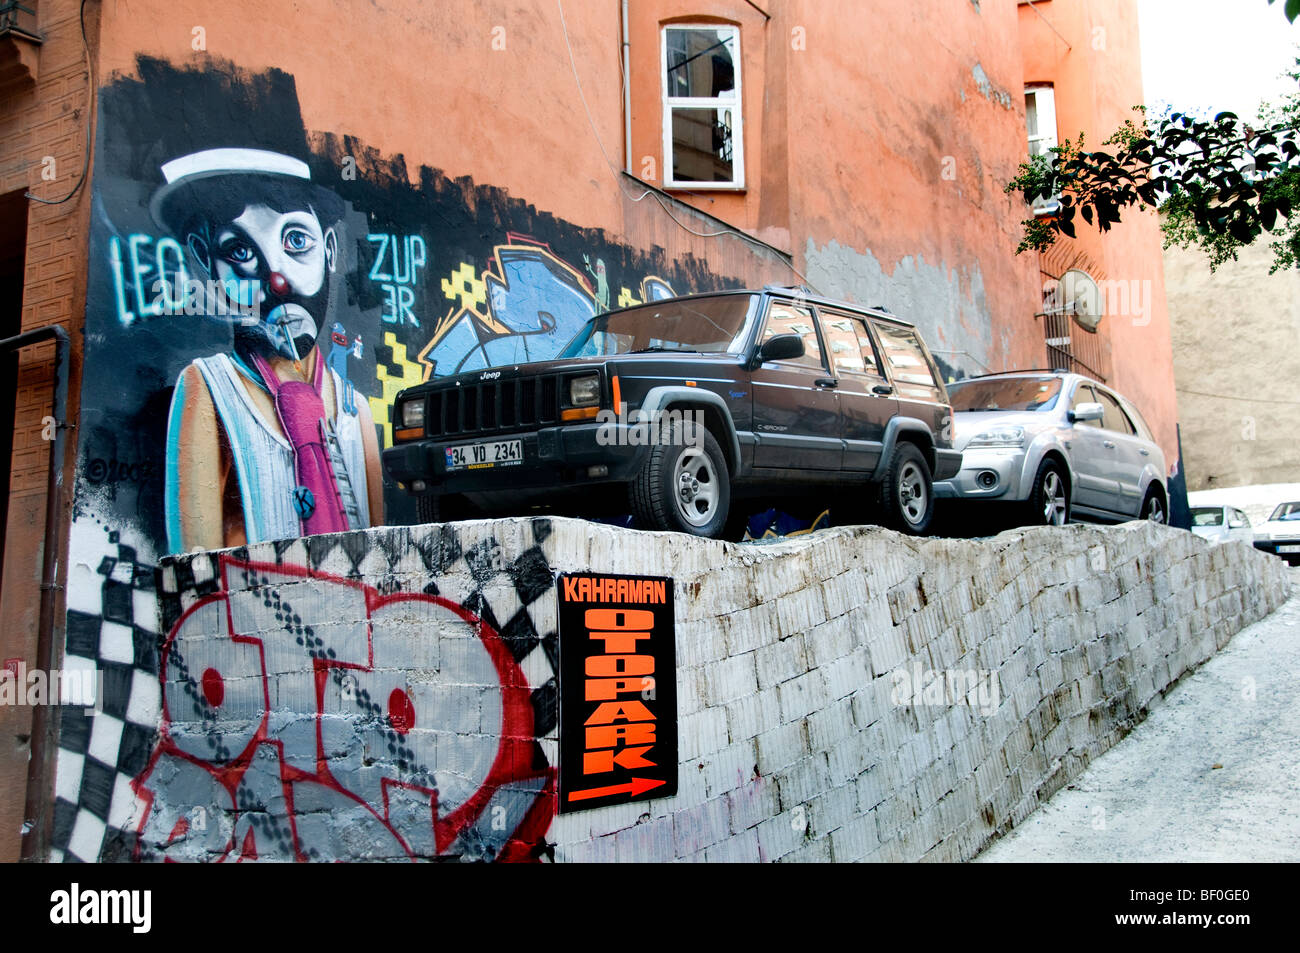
top-left (1190, 507), bottom-right (1224, 527)
top-left (946, 376), bottom-right (1062, 413)
top-left (559, 294), bottom-right (760, 358)
top-left (1268, 502), bottom-right (1300, 521)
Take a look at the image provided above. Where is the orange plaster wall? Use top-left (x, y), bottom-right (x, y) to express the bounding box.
top-left (1019, 0), bottom-right (1179, 462)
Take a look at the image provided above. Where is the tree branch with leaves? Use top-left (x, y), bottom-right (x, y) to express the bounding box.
top-left (1006, 1), bottom-right (1300, 273)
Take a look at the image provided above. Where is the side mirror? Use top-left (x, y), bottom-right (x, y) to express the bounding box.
top-left (1069, 401), bottom-right (1104, 423)
top-left (756, 333), bottom-right (805, 363)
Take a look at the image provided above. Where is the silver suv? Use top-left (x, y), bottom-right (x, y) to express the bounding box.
top-left (934, 371), bottom-right (1168, 526)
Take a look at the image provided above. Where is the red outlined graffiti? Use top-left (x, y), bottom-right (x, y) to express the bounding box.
top-left (131, 554), bottom-right (556, 862)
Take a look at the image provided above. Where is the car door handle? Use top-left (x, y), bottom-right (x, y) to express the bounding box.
top-left (1103, 440), bottom-right (1116, 449)
top-left (1139, 448), bottom-right (1150, 456)
top-left (815, 378), bottom-right (838, 389)
top-left (871, 384), bottom-right (893, 395)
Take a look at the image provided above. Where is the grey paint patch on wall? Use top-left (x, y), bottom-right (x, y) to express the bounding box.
top-left (972, 63), bottom-right (1013, 109)
top-left (803, 237), bottom-right (995, 382)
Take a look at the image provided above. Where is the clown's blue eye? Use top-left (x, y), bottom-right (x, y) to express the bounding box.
top-left (220, 241), bottom-right (256, 264)
top-left (283, 228), bottom-right (315, 254)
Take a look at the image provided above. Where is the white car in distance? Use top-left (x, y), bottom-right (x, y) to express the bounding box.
top-left (1189, 505), bottom-right (1253, 545)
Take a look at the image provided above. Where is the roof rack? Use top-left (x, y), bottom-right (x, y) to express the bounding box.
top-left (957, 368), bottom-right (1070, 380)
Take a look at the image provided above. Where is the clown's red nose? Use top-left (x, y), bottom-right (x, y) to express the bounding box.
top-left (268, 271), bottom-right (290, 296)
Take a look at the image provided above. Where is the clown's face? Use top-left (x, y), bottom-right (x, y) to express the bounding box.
top-left (195, 203), bottom-right (337, 360)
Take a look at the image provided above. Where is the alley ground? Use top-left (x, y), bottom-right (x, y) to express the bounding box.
top-left (977, 565), bottom-right (1300, 862)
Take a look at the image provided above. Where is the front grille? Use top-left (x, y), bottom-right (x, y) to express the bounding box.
top-left (419, 372), bottom-right (565, 440)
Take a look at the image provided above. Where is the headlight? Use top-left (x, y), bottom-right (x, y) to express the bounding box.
top-left (569, 374), bottom-right (601, 407)
top-left (399, 398), bottom-right (425, 429)
top-left (965, 425), bottom-right (1025, 449)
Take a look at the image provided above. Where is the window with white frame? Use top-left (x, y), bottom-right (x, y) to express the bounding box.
top-left (1025, 85), bottom-right (1058, 157)
top-left (662, 24), bottom-right (743, 188)
top-left (1025, 84), bottom-right (1060, 213)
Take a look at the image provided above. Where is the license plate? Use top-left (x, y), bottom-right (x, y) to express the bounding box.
top-left (445, 439), bottom-right (522, 471)
top-left (1279, 544), bottom-right (1300, 554)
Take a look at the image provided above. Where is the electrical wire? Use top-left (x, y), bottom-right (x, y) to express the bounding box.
top-left (1176, 387), bottom-right (1300, 406)
top-left (554, 0), bottom-right (820, 291)
top-left (25, 0), bottom-right (95, 206)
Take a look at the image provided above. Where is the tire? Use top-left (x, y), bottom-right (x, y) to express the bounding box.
top-left (415, 493), bottom-right (441, 524)
top-left (1141, 487), bottom-right (1166, 524)
top-left (1025, 459), bottom-right (1070, 527)
top-left (879, 442), bottom-right (934, 535)
top-left (630, 419), bottom-right (731, 538)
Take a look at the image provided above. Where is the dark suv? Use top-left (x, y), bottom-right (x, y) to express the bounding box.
top-left (382, 288), bottom-right (961, 538)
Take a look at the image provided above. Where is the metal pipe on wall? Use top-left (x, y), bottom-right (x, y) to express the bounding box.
top-left (622, 0), bottom-right (632, 174)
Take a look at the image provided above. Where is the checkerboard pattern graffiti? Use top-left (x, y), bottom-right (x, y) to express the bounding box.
top-left (52, 519), bottom-right (561, 862)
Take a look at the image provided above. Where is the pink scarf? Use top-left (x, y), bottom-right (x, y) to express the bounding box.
top-left (250, 352), bottom-right (350, 536)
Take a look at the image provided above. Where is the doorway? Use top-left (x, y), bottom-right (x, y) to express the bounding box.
top-left (0, 189), bottom-right (29, 592)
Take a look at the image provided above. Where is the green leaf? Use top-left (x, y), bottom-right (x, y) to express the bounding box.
top-left (1271, 0), bottom-right (1300, 22)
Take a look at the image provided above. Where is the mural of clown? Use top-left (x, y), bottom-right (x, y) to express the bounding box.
top-left (158, 149), bottom-right (384, 552)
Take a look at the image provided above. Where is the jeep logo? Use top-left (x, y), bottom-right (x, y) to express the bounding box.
top-left (480, 371), bottom-right (501, 381)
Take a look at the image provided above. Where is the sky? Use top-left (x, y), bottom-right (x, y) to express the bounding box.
top-left (1139, 0), bottom-right (1300, 119)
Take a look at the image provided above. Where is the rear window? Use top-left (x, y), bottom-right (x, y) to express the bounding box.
top-left (873, 321), bottom-right (944, 401)
top-left (947, 376), bottom-right (1062, 413)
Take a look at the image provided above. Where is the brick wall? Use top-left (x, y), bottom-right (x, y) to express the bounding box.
top-left (0, 0), bottom-right (94, 862)
top-left (549, 521), bottom-right (1289, 861)
top-left (56, 516), bottom-right (1291, 862)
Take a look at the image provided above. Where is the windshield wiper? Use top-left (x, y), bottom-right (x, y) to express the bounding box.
top-left (628, 346), bottom-right (700, 354)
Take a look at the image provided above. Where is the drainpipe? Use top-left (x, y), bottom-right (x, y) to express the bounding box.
top-left (1, 325), bottom-right (72, 862)
top-left (621, 0), bottom-right (632, 173)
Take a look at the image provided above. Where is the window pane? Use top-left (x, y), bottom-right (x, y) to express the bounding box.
top-left (1191, 508), bottom-right (1224, 526)
top-left (762, 303), bottom-right (823, 369)
top-left (559, 294), bottom-right (758, 357)
top-left (820, 311), bottom-right (883, 377)
top-left (666, 28), bottom-right (736, 99)
top-left (873, 322), bottom-right (941, 400)
top-left (946, 376), bottom-right (1062, 412)
top-left (1118, 395), bottom-right (1154, 441)
top-left (1098, 390), bottom-right (1135, 434)
top-left (1025, 86), bottom-right (1057, 156)
top-left (671, 107), bottom-right (736, 182)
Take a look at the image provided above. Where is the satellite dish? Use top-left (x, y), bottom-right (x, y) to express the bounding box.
top-left (1058, 269), bottom-right (1103, 332)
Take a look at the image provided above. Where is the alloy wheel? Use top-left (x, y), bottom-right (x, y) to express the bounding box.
top-left (1145, 494), bottom-right (1166, 524)
top-left (673, 446), bottom-right (719, 528)
top-left (898, 460), bottom-right (928, 527)
top-left (1042, 471), bottom-right (1067, 525)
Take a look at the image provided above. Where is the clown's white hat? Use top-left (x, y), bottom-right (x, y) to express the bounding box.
top-left (150, 148), bottom-right (314, 231)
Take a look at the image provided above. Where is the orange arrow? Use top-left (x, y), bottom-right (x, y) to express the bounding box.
top-left (566, 776), bottom-right (667, 802)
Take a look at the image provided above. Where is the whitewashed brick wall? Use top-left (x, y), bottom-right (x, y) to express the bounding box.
top-left (547, 520), bottom-right (1290, 862)
top-left (138, 517), bottom-right (1290, 862)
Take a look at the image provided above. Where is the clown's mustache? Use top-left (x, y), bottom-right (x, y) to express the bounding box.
top-left (232, 303), bottom-right (320, 361)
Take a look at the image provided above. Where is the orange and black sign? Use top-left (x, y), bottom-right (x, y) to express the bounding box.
top-left (557, 573), bottom-right (676, 813)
